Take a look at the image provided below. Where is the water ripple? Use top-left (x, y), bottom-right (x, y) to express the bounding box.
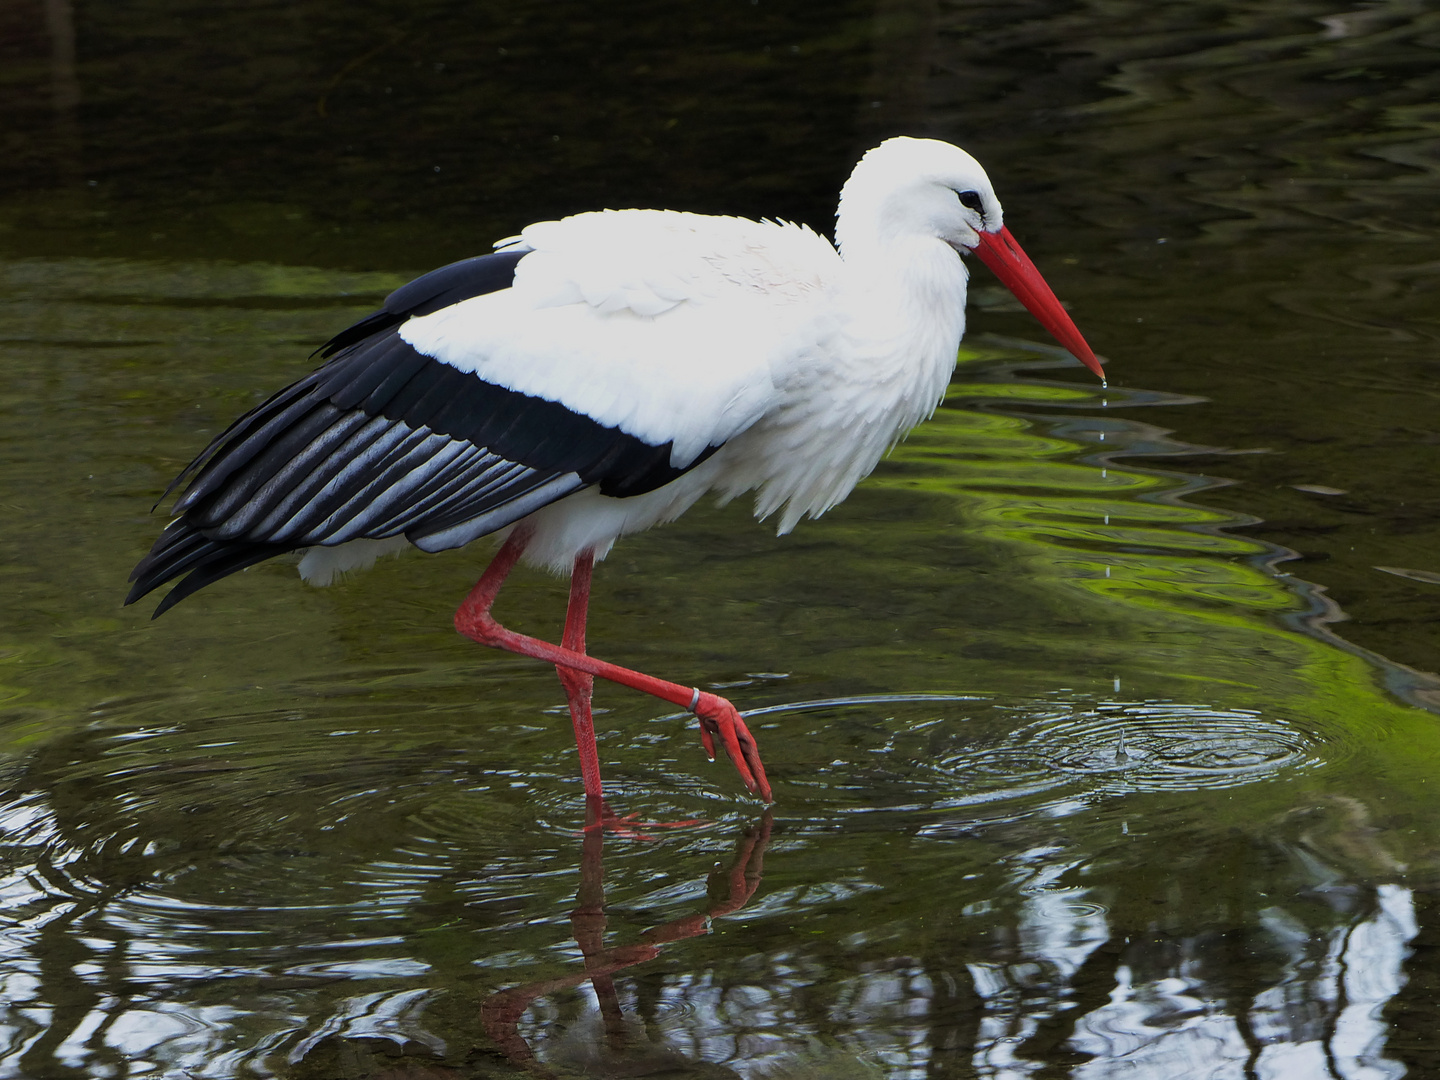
top-left (745, 694), bottom-right (1327, 813)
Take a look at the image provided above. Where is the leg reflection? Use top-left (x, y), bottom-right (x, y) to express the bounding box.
top-left (480, 809), bottom-right (773, 1076)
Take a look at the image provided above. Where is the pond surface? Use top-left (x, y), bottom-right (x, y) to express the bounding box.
top-left (2, 1), bottom-right (1440, 1077)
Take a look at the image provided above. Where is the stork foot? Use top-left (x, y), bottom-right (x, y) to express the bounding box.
top-left (692, 692), bottom-right (772, 802)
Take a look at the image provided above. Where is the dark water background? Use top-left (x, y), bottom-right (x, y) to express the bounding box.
top-left (2, 1), bottom-right (1440, 1077)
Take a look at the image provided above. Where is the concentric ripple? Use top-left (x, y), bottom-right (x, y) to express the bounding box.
top-left (746, 694), bottom-right (1327, 810)
top-left (1003, 703), bottom-right (1316, 791)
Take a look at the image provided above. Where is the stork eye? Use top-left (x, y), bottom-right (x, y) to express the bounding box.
top-left (957, 190), bottom-right (985, 213)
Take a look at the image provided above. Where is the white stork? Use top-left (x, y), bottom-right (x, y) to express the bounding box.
top-left (127, 136), bottom-right (1103, 809)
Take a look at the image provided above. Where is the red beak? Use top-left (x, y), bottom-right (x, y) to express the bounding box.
top-left (972, 226), bottom-right (1104, 380)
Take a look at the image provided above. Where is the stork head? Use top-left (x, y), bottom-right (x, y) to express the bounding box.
top-left (837, 136), bottom-right (1104, 380)
top-left (837, 136), bottom-right (1002, 253)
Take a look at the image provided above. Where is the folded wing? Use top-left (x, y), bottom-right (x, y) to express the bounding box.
top-left (128, 211), bottom-right (840, 615)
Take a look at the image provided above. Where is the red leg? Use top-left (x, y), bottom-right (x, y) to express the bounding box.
top-left (558, 551), bottom-right (603, 800)
top-left (455, 531), bottom-right (772, 802)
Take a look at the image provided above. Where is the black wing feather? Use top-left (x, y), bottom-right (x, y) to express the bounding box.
top-left (129, 248), bottom-right (725, 615)
top-left (144, 541), bottom-right (296, 618)
top-left (314, 250), bottom-right (529, 359)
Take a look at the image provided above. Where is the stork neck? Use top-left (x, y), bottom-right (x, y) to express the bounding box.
top-left (837, 233), bottom-right (970, 363)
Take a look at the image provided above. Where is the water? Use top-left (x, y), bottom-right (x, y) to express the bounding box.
top-left (3, 1), bottom-right (1440, 1077)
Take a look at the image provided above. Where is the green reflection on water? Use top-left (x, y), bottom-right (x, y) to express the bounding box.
top-left (861, 363), bottom-right (1440, 855)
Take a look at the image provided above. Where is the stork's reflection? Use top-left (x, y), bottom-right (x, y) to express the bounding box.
top-left (481, 804), bottom-right (772, 1077)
